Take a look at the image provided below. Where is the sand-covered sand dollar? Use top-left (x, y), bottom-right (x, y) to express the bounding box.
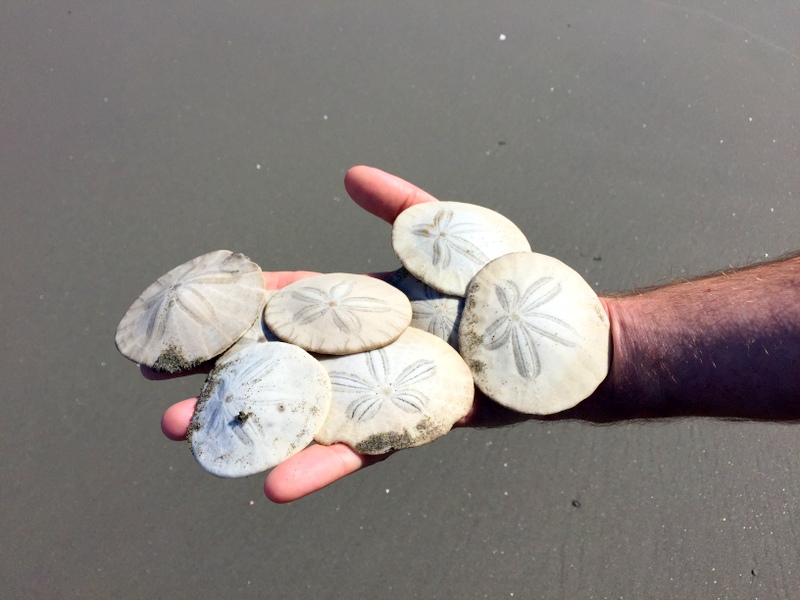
top-left (392, 201), bottom-right (531, 296)
top-left (218, 290), bottom-right (279, 362)
top-left (315, 327), bottom-right (473, 454)
top-left (386, 267), bottom-right (464, 349)
top-left (459, 252), bottom-right (610, 415)
top-left (115, 250), bottom-right (267, 372)
top-left (189, 342), bottom-right (331, 478)
top-left (264, 273), bottom-right (413, 355)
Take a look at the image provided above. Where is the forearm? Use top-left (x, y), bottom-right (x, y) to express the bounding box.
top-left (600, 253), bottom-right (800, 419)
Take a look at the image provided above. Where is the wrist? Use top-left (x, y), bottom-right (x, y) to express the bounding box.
top-left (569, 296), bottom-right (649, 421)
top-left (587, 256), bottom-right (800, 420)
top-left (572, 294), bottom-right (683, 421)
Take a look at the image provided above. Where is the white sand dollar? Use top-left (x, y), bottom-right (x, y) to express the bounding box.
top-left (459, 252), bottom-right (610, 414)
top-left (315, 327), bottom-right (473, 454)
top-left (218, 290), bottom-right (279, 362)
top-left (189, 342), bottom-right (331, 478)
top-left (264, 273), bottom-right (413, 355)
top-left (386, 267), bottom-right (464, 349)
top-left (392, 201), bottom-right (531, 296)
top-left (115, 250), bottom-right (267, 372)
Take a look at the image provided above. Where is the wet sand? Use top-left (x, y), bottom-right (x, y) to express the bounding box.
top-left (2, 2), bottom-right (799, 597)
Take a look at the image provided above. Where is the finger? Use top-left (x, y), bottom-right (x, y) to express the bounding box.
top-left (344, 165), bottom-right (438, 224)
top-left (454, 396), bottom-right (480, 427)
top-left (262, 271), bottom-right (321, 289)
top-left (161, 398), bottom-right (197, 440)
top-left (264, 443), bottom-right (385, 503)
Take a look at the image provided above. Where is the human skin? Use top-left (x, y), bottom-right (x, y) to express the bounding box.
top-left (596, 254), bottom-right (800, 421)
top-left (158, 166), bottom-right (800, 503)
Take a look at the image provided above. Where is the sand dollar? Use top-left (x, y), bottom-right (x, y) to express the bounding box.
top-left (189, 342), bottom-right (331, 478)
top-left (264, 273), bottom-right (412, 355)
top-left (315, 327), bottom-right (474, 454)
top-left (392, 201), bottom-right (531, 296)
top-left (459, 252), bottom-right (609, 414)
top-left (115, 250), bottom-right (267, 372)
top-left (386, 267), bottom-right (464, 349)
top-left (217, 290), bottom-right (280, 362)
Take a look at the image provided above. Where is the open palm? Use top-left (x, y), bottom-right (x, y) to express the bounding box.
top-left (159, 166), bottom-right (472, 503)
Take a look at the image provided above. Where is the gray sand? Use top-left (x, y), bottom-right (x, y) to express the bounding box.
top-left (2, 2), bottom-right (799, 598)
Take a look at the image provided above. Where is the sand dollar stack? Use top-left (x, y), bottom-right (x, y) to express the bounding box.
top-left (264, 273), bottom-right (473, 455)
top-left (116, 256), bottom-right (476, 478)
top-left (115, 194), bottom-right (611, 484)
top-left (391, 201), bottom-right (610, 415)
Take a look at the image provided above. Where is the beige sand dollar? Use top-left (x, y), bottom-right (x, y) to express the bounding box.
top-left (189, 342), bottom-right (332, 478)
top-left (459, 252), bottom-right (610, 414)
top-left (217, 290), bottom-right (279, 362)
top-left (115, 250), bottom-right (267, 372)
top-left (386, 267), bottom-right (464, 349)
top-left (315, 327), bottom-right (473, 454)
top-left (264, 273), bottom-right (412, 355)
top-left (392, 201), bottom-right (531, 296)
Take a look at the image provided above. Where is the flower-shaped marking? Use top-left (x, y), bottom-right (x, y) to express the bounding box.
top-left (412, 209), bottom-right (489, 268)
top-left (329, 350), bottom-right (436, 422)
top-left (410, 285), bottom-right (464, 346)
top-left (483, 277), bottom-right (581, 378)
top-left (144, 269), bottom-right (242, 344)
top-left (200, 356), bottom-right (294, 446)
top-left (290, 281), bottom-right (391, 334)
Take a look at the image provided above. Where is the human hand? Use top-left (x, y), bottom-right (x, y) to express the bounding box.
top-left (159, 166), bottom-right (488, 502)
